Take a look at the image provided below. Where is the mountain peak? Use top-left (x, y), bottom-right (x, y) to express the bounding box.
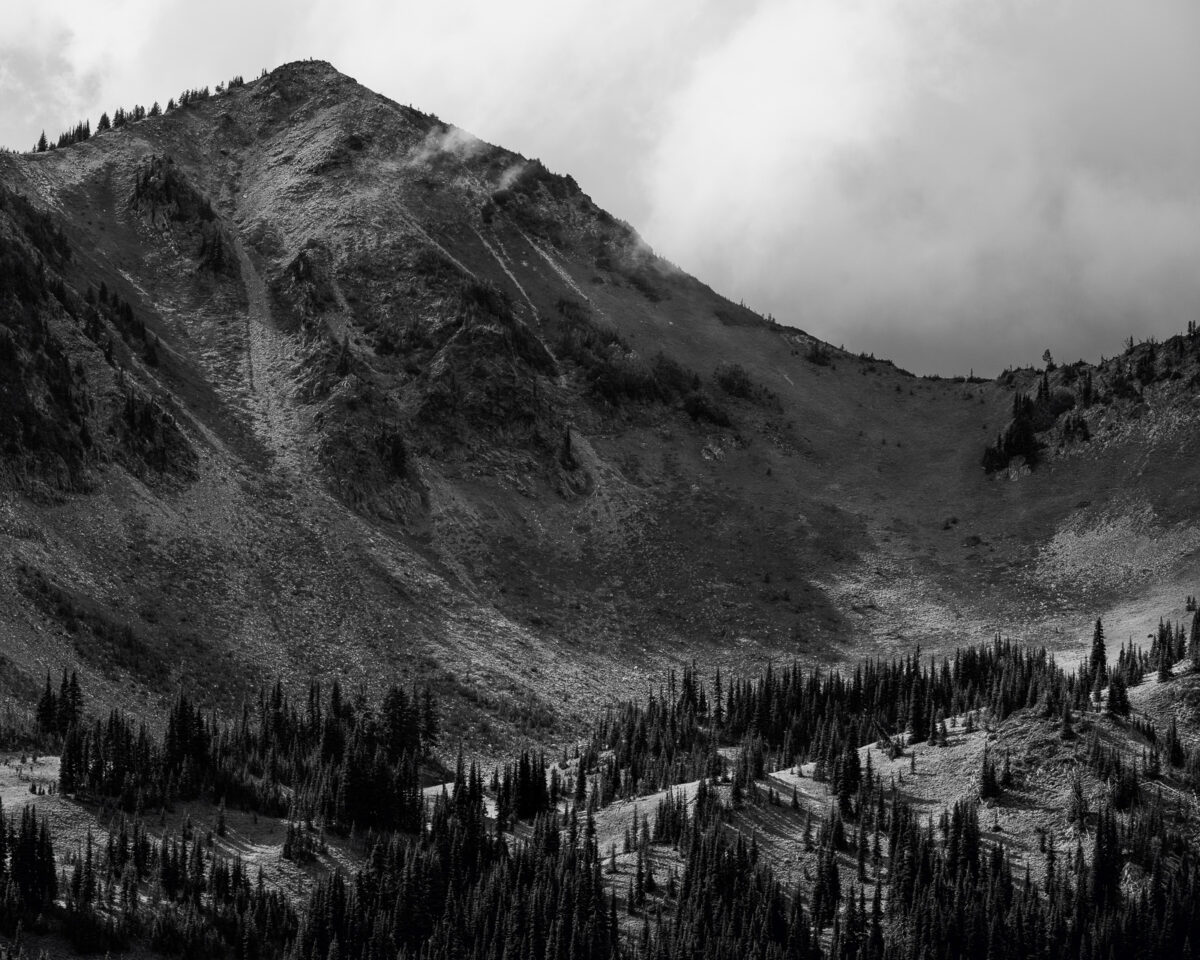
top-left (271, 58), bottom-right (343, 76)
top-left (1, 60), bottom-right (1198, 755)
top-left (260, 58), bottom-right (362, 92)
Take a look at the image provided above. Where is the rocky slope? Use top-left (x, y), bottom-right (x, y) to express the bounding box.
top-left (2, 60), bottom-right (1200, 748)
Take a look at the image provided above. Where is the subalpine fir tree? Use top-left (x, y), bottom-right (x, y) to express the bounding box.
top-left (1090, 807), bottom-right (1121, 909)
top-left (1159, 642), bottom-right (1174, 681)
top-left (56, 669), bottom-right (73, 735)
top-left (811, 841), bottom-right (841, 928)
top-left (1090, 618), bottom-right (1107, 685)
top-left (907, 680), bottom-right (928, 744)
top-left (35, 673), bottom-right (56, 735)
top-left (1189, 607), bottom-right (1200, 671)
top-left (1165, 716), bottom-right (1185, 767)
top-left (834, 740), bottom-right (861, 815)
top-left (81, 829), bottom-right (95, 905)
top-left (868, 882), bottom-right (884, 955)
top-left (1060, 701), bottom-right (1075, 740)
top-left (1106, 672), bottom-right (1130, 717)
top-left (978, 749), bottom-right (1001, 799)
top-left (574, 763), bottom-right (587, 805)
top-left (642, 839), bottom-right (656, 893)
top-left (1091, 667), bottom-right (1105, 710)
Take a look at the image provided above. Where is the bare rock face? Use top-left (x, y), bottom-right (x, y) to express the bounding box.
top-left (3, 60), bottom-right (1200, 744)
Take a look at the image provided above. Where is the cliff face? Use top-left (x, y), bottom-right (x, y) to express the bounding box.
top-left (3, 60), bottom-right (1199, 746)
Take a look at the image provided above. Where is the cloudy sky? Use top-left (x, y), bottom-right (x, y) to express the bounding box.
top-left (2, 0), bottom-right (1198, 375)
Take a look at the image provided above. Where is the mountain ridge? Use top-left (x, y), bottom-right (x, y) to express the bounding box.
top-left (2, 59), bottom-right (1200, 751)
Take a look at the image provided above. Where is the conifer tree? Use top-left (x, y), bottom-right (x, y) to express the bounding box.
top-left (1090, 807), bottom-right (1120, 909)
top-left (1165, 716), bottom-right (1185, 767)
top-left (1090, 618), bottom-right (1107, 684)
top-left (1159, 641), bottom-right (1174, 681)
top-left (811, 840), bottom-right (841, 928)
top-left (907, 680), bottom-right (928, 745)
top-left (35, 673), bottom-right (56, 735)
top-left (978, 749), bottom-right (1000, 799)
top-left (1106, 672), bottom-right (1130, 717)
top-left (1060, 701), bottom-right (1075, 740)
top-left (834, 740), bottom-right (861, 816)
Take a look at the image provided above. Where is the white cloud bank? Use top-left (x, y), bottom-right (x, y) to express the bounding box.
top-left (2, 0), bottom-right (1197, 374)
top-left (642, 0), bottom-right (1200, 373)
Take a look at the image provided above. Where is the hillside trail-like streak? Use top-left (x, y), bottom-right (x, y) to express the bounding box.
top-left (473, 227), bottom-right (539, 321)
top-left (514, 228), bottom-right (620, 333)
top-left (232, 236), bottom-right (309, 478)
top-left (229, 228), bottom-right (458, 608)
top-left (516, 229), bottom-right (589, 304)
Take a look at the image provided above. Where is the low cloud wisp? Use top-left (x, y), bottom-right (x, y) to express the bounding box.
top-left (3, 0), bottom-right (1197, 375)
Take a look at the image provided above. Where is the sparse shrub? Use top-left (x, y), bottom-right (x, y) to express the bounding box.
top-left (1061, 412), bottom-right (1090, 444)
top-left (682, 391), bottom-right (731, 427)
top-left (714, 362), bottom-right (754, 399)
top-left (806, 341), bottom-right (832, 366)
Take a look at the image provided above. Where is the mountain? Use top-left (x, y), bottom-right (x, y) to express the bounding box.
top-left (9, 60), bottom-right (1200, 960)
top-left (3, 59), bottom-right (1200, 748)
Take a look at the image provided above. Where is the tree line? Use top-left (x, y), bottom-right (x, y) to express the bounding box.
top-left (41, 675), bottom-right (439, 839)
top-left (29, 73), bottom-right (248, 154)
top-left (9, 604), bottom-right (1200, 959)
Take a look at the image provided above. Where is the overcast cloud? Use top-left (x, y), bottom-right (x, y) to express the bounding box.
top-left (2, 0), bottom-right (1197, 375)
